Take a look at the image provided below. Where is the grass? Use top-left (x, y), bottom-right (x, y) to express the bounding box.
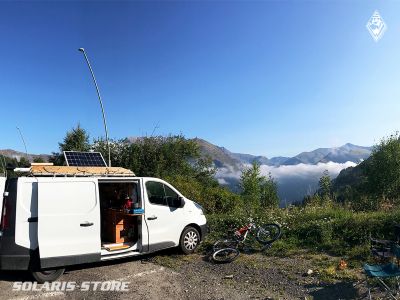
top-left (206, 205), bottom-right (400, 261)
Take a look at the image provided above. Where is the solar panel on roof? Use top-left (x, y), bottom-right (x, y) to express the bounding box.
top-left (64, 151), bottom-right (107, 167)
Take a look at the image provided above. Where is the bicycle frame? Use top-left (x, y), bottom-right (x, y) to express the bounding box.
top-left (234, 223), bottom-right (256, 243)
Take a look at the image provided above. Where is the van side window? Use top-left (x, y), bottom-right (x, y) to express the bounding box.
top-left (164, 185), bottom-right (179, 207)
top-left (146, 181), bottom-right (181, 207)
top-left (146, 181), bottom-right (166, 206)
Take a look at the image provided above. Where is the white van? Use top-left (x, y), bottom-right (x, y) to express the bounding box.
top-left (0, 166), bottom-right (207, 282)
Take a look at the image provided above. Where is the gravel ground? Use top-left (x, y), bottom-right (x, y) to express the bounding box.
top-left (0, 250), bottom-right (385, 300)
top-left (151, 251), bottom-right (366, 300)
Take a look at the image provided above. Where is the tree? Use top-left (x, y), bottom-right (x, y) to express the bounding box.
top-left (318, 170), bottom-right (332, 200)
top-left (50, 124), bottom-right (90, 165)
top-left (260, 173), bottom-right (280, 208)
top-left (365, 132), bottom-right (400, 205)
top-left (33, 156), bottom-right (45, 163)
top-left (0, 155), bottom-right (18, 175)
top-left (18, 157), bottom-right (30, 167)
top-left (240, 162), bottom-right (262, 209)
top-left (59, 124), bottom-right (90, 153)
top-left (240, 162), bottom-right (279, 210)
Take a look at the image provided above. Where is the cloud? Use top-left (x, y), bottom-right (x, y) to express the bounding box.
top-left (258, 161), bottom-right (357, 179)
top-left (217, 177), bottom-right (228, 185)
top-left (215, 165), bottom-right (242, 181)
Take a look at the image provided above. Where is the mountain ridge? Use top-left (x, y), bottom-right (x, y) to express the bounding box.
top-left (192, 139), bottom-right (372, 169)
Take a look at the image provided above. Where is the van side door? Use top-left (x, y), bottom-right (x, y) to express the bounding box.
top-left (144, 179), bottom-right (185, 252)
top-left (37, 178), bottom-right (101, 268)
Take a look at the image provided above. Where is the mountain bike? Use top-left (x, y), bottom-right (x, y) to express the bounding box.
top-left (212, 221), bottom-right (281, 263)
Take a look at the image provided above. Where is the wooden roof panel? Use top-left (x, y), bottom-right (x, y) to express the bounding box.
top-left (30, 165), bottom-right (135, 177)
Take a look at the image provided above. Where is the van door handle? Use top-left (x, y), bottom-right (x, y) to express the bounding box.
top-left (80, 222), bottom-right (94, 227)
top-left (147, 215), bottom-right (157, 220)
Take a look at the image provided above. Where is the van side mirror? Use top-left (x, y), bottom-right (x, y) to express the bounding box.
top-left (166, 196), bottom-right (185, 208)
top-left (178, 196), bottom-right (185, 208)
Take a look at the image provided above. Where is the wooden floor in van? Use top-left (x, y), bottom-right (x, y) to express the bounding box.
top-left (102, 242), bottom-right (132, 251)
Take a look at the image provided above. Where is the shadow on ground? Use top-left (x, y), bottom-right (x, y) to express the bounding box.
top-left (0, 248), bottom-right (182, 283)
top-left (305, 281), bottom-right (360, 300)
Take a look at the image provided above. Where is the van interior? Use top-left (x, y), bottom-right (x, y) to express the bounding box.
top-left (98, 181), bottom-right (142, 252)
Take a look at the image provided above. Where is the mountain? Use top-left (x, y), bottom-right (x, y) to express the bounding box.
top-left (0, 149), bottom-right (49, 162)
top-left (193, 139), bottom-right (372, 168)
top-left (193, 138), bottom-right (242, 170)
top-left (283, 148), bottom-right (332, 165)
top-left (319, 143), bottom-right (372, 164)
top-left (228, 152), bottom-right (269, 165)
top-left (268, 156), bottom-right (291, 166)
top-left (281, 144), bottom-right (372, 166)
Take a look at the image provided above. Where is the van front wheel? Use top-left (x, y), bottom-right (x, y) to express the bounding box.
top-left (180, 227), bottom-right (200, 254)
top-left (31, 268), bottom-right (65, 283)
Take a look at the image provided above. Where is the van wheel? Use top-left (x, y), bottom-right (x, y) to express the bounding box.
top-left (180, 227), bottom-right (200, 254)
top-left (31, 268), bottom-right (65, 283)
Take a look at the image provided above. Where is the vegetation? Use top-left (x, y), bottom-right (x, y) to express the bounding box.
top-left (240, 162), bottom-right (279, 211)
top-left (0, 154), bottom-right (31, 176)
top-left (49, 124), bottom-right (91, 165)
top-left (205, 204), bottom-right (400, 263)
top-left (333, 132), bottom-right (400, 211)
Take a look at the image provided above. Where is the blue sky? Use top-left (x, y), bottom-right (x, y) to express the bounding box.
top-left (1, 0), bottom-right (399, 157)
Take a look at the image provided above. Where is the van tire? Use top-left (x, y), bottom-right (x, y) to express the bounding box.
top-left (180, 227), bottom-right (200, 254)
top-left (31, 268), bottom-right (65, 283)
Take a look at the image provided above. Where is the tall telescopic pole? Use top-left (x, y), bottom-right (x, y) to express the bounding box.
top-left (16, 127), bottom-right (28, 158)
top-left (78, 48), bottom-right (111, 167)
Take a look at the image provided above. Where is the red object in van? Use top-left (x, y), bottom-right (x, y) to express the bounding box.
top-left (123, 198), bottom-right (133, 210)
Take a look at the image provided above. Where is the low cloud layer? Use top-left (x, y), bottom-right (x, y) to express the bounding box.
top-left (259, 161), bottom-right (357, 179)
top-left (216, 161), bottom-right (356, 181)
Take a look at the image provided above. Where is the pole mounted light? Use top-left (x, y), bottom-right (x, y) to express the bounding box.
top-left (78, 48), bottom-right (111, 167)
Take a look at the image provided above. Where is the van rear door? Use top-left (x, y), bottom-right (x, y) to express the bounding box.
top-left (0, 177), bottom-right (5, 217)
top-left (37, 179), bottom-right (101, 269)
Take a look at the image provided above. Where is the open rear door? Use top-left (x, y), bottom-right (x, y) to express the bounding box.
top-left (37, 179), bottom-right (101, 269)
top-left (0, 177), bottom-right (5, 217)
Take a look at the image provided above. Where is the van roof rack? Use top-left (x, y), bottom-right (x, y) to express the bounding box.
top-left (24, 165), bottom-right (136, 177)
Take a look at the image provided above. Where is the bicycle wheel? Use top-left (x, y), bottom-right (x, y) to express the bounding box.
top-left (212, 248), bottom-right (240, 263)
top-left (256, 223), bottom-right (281, 244)
top-left (213, 239), bottom-right (239, 252)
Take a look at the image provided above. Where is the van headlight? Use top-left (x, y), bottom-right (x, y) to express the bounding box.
top-left (194, 202), bottom-right (204, 215)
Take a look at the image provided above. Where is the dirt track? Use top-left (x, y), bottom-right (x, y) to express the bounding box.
top-left (0, 251), bottom-right (376, 300)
